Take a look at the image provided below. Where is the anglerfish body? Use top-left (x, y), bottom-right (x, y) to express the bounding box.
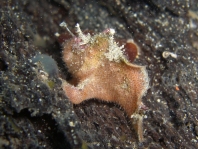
top-left (61, 23), bottom-right (149, 141)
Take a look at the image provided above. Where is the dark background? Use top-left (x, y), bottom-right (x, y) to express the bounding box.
top-left (0, 0), bottom-right (198, 148)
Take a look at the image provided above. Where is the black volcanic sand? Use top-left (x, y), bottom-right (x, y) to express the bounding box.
top-left (0, 0), bottom-right (197, 148)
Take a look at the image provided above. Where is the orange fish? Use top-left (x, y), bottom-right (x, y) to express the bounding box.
top-left (60, 22), bottom-right (149, 141)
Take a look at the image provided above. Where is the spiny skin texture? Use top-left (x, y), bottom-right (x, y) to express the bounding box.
top-left (62, 26), bottom-right (149, 141)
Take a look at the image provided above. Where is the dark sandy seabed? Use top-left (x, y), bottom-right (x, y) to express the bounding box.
top-left (0, 0), bottom-right (198, 149)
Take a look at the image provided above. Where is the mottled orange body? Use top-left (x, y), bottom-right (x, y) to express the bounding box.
top-left (61, 23), bottom-right (149, 141)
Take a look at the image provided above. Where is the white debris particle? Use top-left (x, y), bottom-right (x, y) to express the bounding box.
top-left (69, 121), bottom-right (75, 127)
top-left (162, 51), bottom-right (177, 59)
top-left (54, 32), bottom-right (60, 37)
top-left (191, 139), bottom-right (197, 143)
